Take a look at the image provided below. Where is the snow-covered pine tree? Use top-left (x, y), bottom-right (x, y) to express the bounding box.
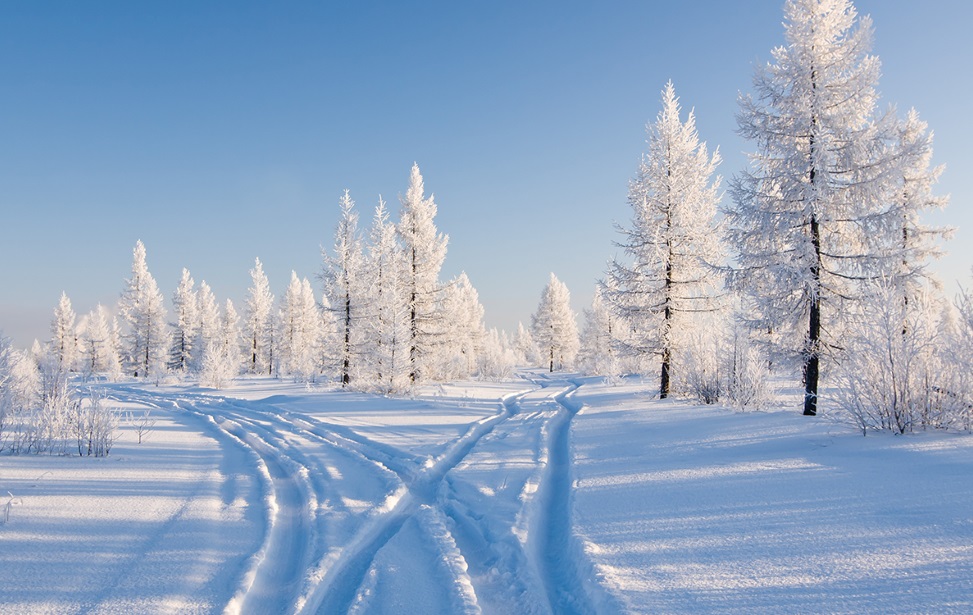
top-left (531, 273), bottom-right (580, 373)
top-left (201, 298), bottom-right (244, 389)
top-left (193, 281), bottom-right (221, 375)
top-left (441, 272), bottom-right (487, 380)
top-left (169, 268), bottom-right (198, 374)
top-left (278, 272), bottom-right (322, 382)
top-left (882, 109), bottom-right (951, 305)
top-left (578, 287), bottom-right (619, 379)
top-left (222, 299), bottom-right (244, 380)
top-left (50, 292), bottom-right (78, 372)
top-left (514, 322), bottom-right (539, 367)
top-left (727, 0), bottom-right (907, 416)
top-left (604, 82), bottom-right (722, 399)
top-left (397, 163), bottom-right (448, 384)
top-left (323, 190), bottom-right (367, 387)
top-left (245, 258), bottom-right (275, 376)
top-left (366, 198), bottom-right (410, 393)
top-left (118, 240), bottom-right (169, 378)
top-left (79, 305), bottom-right (122, 380)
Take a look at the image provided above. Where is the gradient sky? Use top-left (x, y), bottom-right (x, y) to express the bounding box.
top-left (1, 1), bottom-right (971, 348)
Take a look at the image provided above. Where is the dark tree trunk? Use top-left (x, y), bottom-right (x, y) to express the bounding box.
top-left (804, 216), bottom-right (821, 417)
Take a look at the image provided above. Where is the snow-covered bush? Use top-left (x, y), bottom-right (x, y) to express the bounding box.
top-left (73, 390), bottom-right (118, 457)
top-left (834, 284), bottom-right (956, 435)
top-left (680, 330), bottom-right (723, 405)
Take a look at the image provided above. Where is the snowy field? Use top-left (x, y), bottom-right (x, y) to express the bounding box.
top-left (2, 373), bottom-right (972, 614)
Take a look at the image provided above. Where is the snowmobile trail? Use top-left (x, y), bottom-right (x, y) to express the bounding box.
top-left (105, 380), bottom-right (612, 614)
top-left (534, 383), bottom-right (599, 615)
top-left (304, 391), bottom-right (528, 615)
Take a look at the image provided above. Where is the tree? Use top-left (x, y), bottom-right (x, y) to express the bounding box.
top-left (79, 305), bottom-right (122, 380)
top-left (245, 257), bottom-right (275, 376)
top-left (513, 322), bottom-right (539, 367)
top-left (118, 240), bottom-right (169, 378)
top-left (604, 82), bottom-right (723, 399)
top-left (169, 268), bottom-right (198, 374)
top-left (365, 198), bottom-right (410, 393)
top-left (50, 292), bottom-right (78, 372)
top-left (578, 287), bottom-right (619, 379)
top-left (726, 0), bottom-right (906, 415)
top-left (882, 109), bottom-right (951, 308)
top-left (441, 272), bottom-right (487, 379)
top-left (193, 281), bottom-right (221, 375)
top-left (278, 272), bottom-right (322, 382)
top-left (531, 273), bottom-right (579, 372)
top-left (200, 299), bottom-right (244, 389)
top-left (323, 190), bottom-right (367, 387)
top-left (398, 163), bottom-right (449, 384)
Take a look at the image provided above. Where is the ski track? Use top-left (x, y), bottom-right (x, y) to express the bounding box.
top-left (533, 382), bottom-right (599, 615)
top-left (105, 378), bottom-right (611, 614)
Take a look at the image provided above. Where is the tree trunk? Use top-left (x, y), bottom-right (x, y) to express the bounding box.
top-left (804, 216), bottom-right (821, 416)
top-left (343, 293), bottom-right (351, 387)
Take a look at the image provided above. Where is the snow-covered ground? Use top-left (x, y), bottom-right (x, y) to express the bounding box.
top-left (2, 373), bottom-right (972, 614)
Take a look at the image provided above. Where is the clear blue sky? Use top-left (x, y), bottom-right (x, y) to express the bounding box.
top-left (1, 1), bottom-right (971, 348)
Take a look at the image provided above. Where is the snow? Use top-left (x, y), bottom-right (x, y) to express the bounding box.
top-left (2, 372), bottom-right (973, 613)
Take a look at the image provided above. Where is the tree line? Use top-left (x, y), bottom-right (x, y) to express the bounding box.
top-left (3, 0), bottom-right (972, 447)
top-left (565, 0), bottom-right (973, 433)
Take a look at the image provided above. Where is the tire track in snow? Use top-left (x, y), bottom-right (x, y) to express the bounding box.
top-left (111, 387), bottom-right (320, 615)
top-left (531, 380), bottom-right (603, 615)
top-left (303, 391), bottom-right (528, 615)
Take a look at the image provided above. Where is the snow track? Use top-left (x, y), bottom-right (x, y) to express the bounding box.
top-left (104, 376), bottom-right (610, 614)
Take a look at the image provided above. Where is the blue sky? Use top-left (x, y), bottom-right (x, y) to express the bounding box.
top-left (1, 1), bottom-right (971, 347)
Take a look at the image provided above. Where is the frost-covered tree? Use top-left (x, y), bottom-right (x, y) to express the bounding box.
top-left (278, 272), bottom-right (322, 382)
top-left (441, 272), bottom-right (487, 379)
top-left (726, 0), bottom-right (908, 416)
top-left (50, 292), bottom-right (78, 372)
top-left (193, 281), bottom-right (221, 375)
top-left (245, 257), bottom-right (275, 376)
top-left (398, 163), bottom-right (449, 384)
top-left (169, 268), bottom-right (198, 374)
top-left (79, 305), bottom-right (122, 380)
top-left (578, 287), bottom-right (619, 379)
top-left (478, 328), bottom-right (516, 381)
top-left (200, 299), bottom-right (244, 389)
top-left (366, 198), bottom-right (410, 392)
top-left (514, 322), bottom-right (539, 367)
top-left (881, 109), bottom-right (951, 306)
top-left (222, 299), bottom-right (244, 378)
top-left (531, 273), bottom-right (580, 372)
top-left (604, 82), bottom-right (722, 399)
top-left (323, 190), bottom-right (368, 387)
top-left (118, 240), bottom-right (169, 378)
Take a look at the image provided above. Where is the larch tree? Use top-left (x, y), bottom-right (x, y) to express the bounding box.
top-left (118, 240), bottom-right (169, 378)
top-left (323, 190), bottom-right (367, 387)
top-left (531, 273), bottom-right (580, 372)
top-left (193, 281), bottom-right (221, 375)
top-left (514, 322), bottom-right (539, 367)
top-left (726, 0), bottom-right (915, 415)
top-left (366, 197), bottom-right (410, 393)
top-left (245, 257), bottom-right (275, 376)
top-left (397, 163), bottom-right (448, 384)
top-left (603, 81), bottom-right (722, 399)
top-left (441, 272), bottom-right (487, 379)
top-left (50, 292), bottom-right (78, 372)
top-left (578, 287), bottom-right (619, 379)
top-left (169, 268), bottom-right (198, 374)
top-left (80, 305), bottom-right (122, 379)
top-left (883, 109), bottom-right (950, 306)
top-left (278, 272), bottom-right (321, 382)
